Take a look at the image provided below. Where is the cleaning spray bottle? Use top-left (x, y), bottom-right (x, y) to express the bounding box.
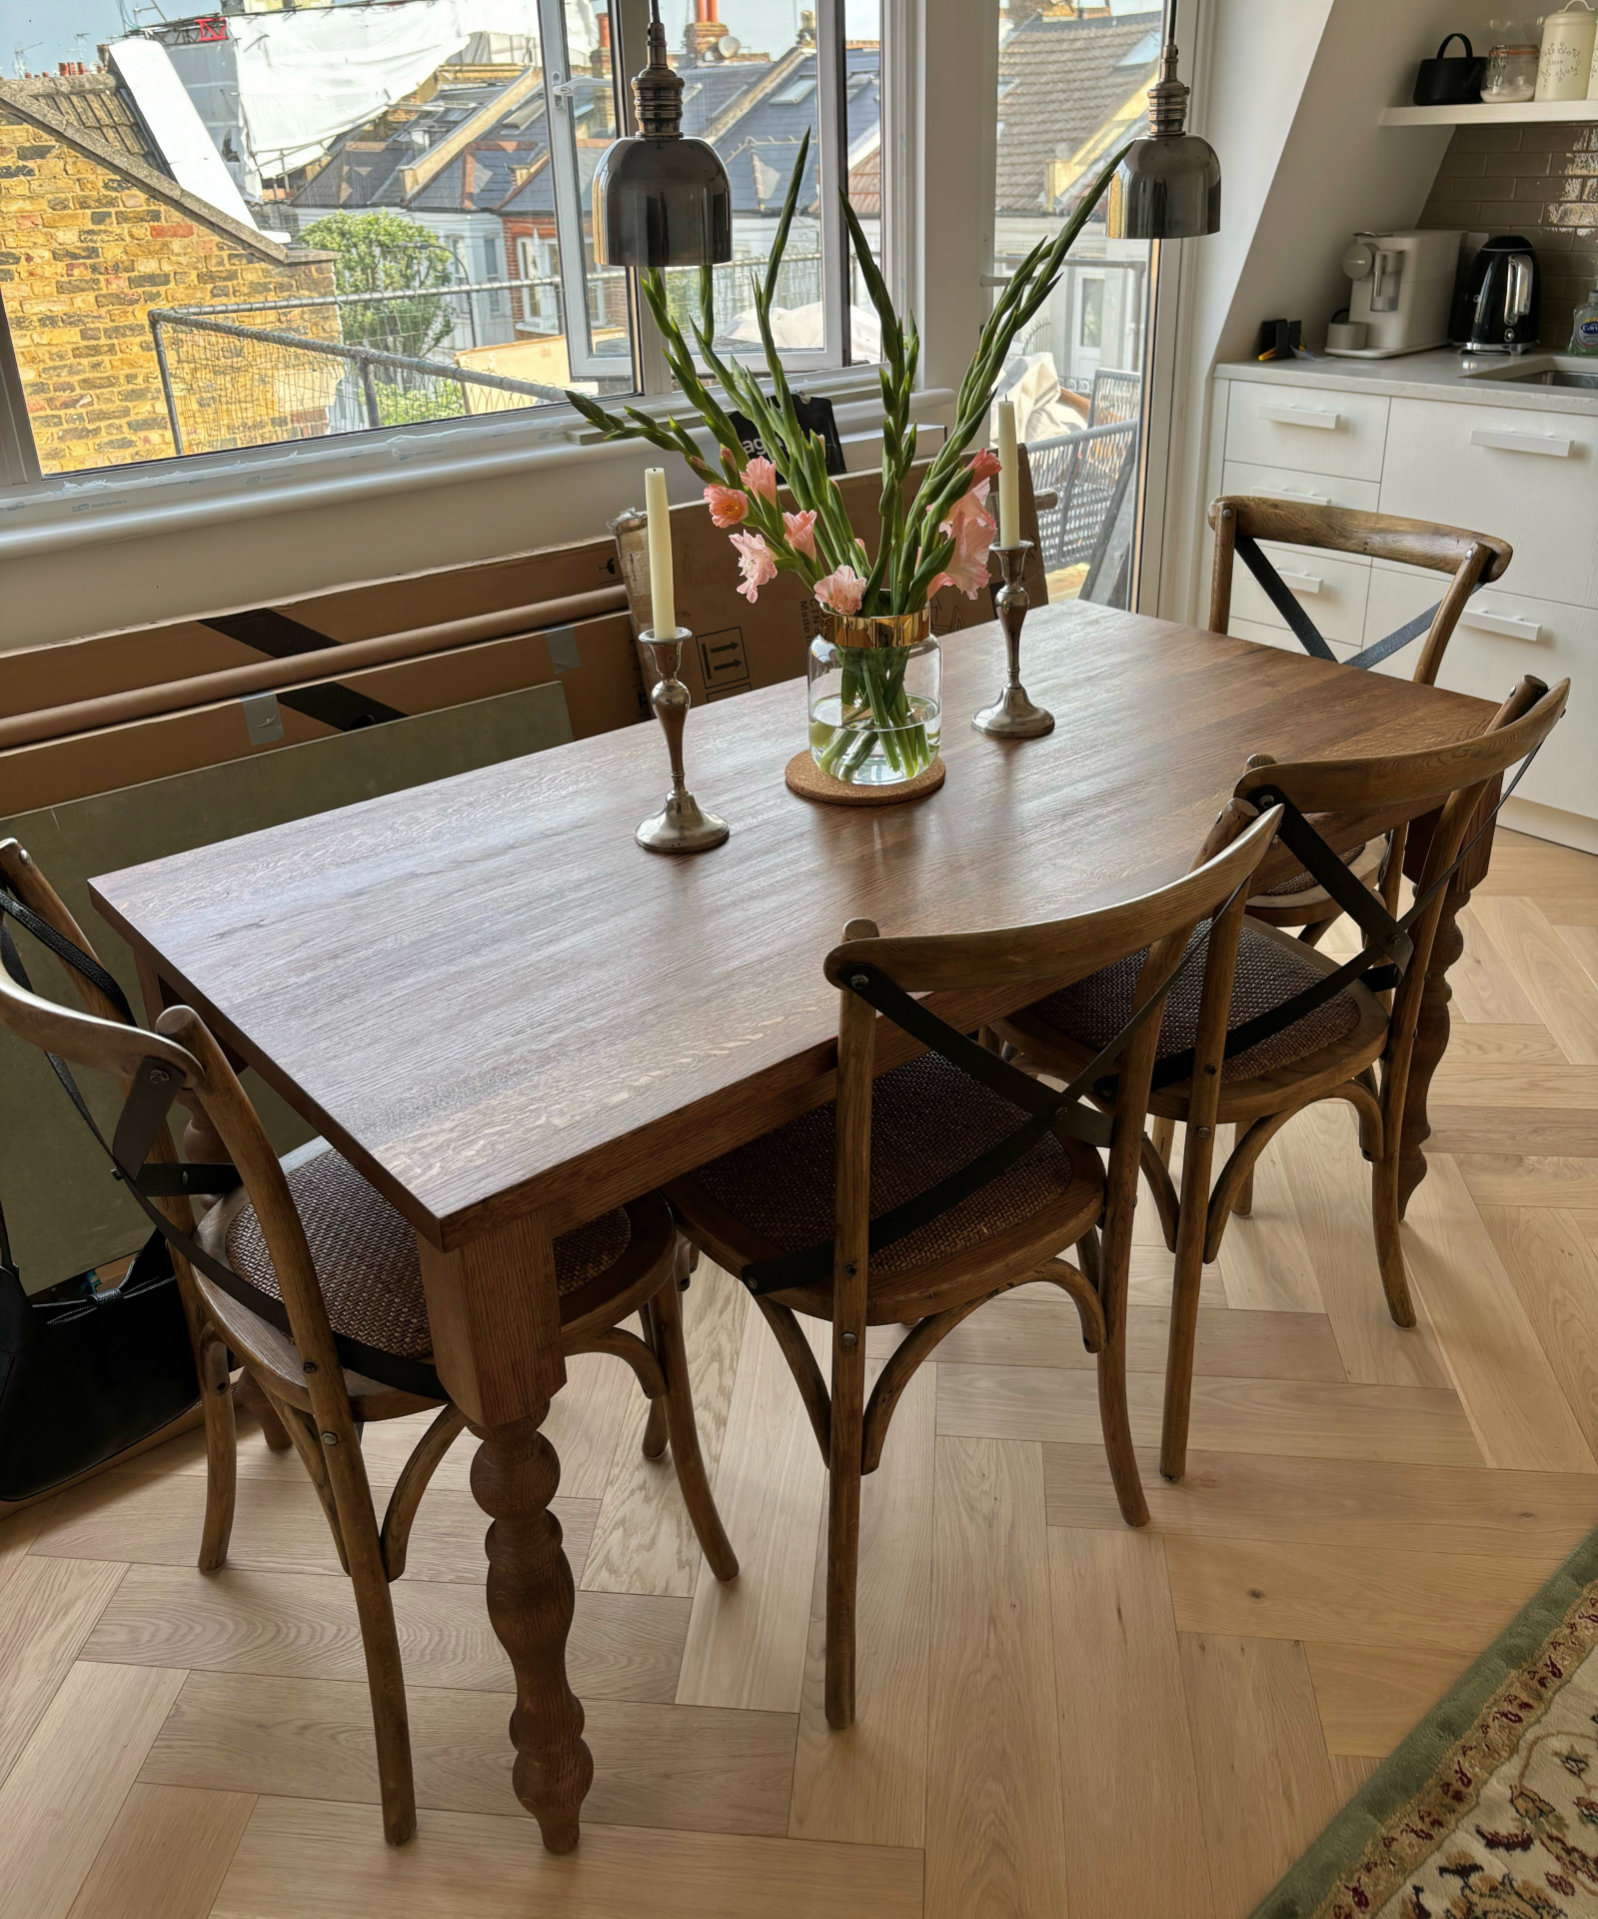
top-left (1571, 286), bottom-right (1598, 354)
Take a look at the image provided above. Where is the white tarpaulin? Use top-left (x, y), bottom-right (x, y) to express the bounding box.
top-left (126, 0), bottom-right (595, 176)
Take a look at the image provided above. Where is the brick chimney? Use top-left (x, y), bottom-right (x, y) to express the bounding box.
top-left (684, 0), bottom-right (722, 65)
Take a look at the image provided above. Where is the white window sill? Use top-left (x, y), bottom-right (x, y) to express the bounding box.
top-left (0, 375), bottom-right (955, 561)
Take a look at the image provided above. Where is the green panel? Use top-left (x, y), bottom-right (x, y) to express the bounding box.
top-left (0, 681), bottom-right (572, 1292)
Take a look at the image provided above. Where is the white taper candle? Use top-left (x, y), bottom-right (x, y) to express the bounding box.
top-left (644, 467), bottom-right (675, 635)
top-left (996, 401), bottom-right (1020, 550)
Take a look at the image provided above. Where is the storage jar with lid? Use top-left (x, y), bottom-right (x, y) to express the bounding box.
top-left (1536, 3), bottom-right (1598, 99)
top-left (1483, 42), bottom-right (1540, 100)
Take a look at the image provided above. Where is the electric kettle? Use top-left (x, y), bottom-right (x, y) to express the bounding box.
top-left (1456, 235), bottom-right (1541, 353)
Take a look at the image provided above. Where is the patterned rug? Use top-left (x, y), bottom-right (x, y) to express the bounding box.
top-left (1253, 1528), bottom-right (1598, 1918)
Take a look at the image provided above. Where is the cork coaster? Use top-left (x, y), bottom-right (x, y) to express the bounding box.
top-left (784, 750), bottom-right (946, 807)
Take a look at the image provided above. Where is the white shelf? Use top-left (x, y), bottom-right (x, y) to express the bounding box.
top-left (1381, 100), bottom-right (1598, 126)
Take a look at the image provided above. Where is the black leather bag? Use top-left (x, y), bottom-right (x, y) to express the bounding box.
top-left (0, 1217), bottom-right (199, 1504)
top-left (1413, 34), bottom-right (1485, 105)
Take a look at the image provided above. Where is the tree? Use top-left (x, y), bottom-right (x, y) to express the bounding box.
top-left (296, 211), bottom-right (456, 360)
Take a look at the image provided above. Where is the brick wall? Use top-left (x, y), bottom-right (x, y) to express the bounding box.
top-left (0, 105), bottom-right (336, 475)
top-left (1417, 122), bottom-right (1598, 354)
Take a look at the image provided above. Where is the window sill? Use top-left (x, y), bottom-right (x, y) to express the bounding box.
top-left (0, 375), bottom-right (954, 562)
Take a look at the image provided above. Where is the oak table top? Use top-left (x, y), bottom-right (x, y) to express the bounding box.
top-left (89, 600), bottom-right (1496, 1255)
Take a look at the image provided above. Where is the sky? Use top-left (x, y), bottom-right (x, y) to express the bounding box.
top-left (0, 0), bottom-right (871, 78)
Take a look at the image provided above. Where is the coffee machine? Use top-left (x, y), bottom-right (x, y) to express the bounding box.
top-left (1326, 229), bottom-right (1462, 358)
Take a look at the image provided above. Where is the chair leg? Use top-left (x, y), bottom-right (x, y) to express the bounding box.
top-left (638, 1309), bottom-right (670, 1460)
top-left (646, 1278), bottom-right (738, 1582)
top-left (326, 1438), bottom-right (416, 1845)
top-left (1161, 1109), bottom-right (1225, 1484)
top-left (825, 1327), bottom-right (867, 1729)
top-left (195, 1322), bottom-right (237, 1573)
top-left (1150, 1115), bottom-right (1175, 1167)
top-left (1096, 1314), bottom-right (1149, 1528)
top-left (1371, 1142), bottom-right (1416, 1328)
top-left (235, 1367), bottom-right (293, 1451)
top-left (1233, 1166), bottom-right (1255, 1218)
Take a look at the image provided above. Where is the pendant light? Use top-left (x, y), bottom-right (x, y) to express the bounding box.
top-left (1106, 40), bottom-right (1221, 240)
top-left (592, 0), bottom-right (734, 268)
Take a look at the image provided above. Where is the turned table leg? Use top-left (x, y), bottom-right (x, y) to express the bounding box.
top-left (470, 1408), bottom-right (592, 1852)
top-left (416, 1211), bottom-right (589, 1848)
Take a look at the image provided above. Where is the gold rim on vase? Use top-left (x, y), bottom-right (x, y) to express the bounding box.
top-left (821, 607), bottom-right (933, 650)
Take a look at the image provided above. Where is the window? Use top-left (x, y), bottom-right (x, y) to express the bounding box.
top-left (990, 2), bottom-right (1160, 610)
top-left (0, 0), bottom-right (879, 481)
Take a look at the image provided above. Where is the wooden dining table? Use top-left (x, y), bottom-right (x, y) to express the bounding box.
top-left (87, 597), bottom-right (1504, 1852)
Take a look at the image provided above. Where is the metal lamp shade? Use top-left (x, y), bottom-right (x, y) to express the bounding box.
top-left (1105, 132), bottom-right (1221, 239)
top-left (592, 135), bottom-right (733, 268)
top-left (1106, 41), bottom-right (1221, 241)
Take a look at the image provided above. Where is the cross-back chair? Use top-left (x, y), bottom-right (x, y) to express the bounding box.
top-left (996, 675), bottom-right (1569, 1485)
top-left (1210, 495), bottom-right (1513, 942)
top-left (0, 838), bottom-right (737, 1847)
top-left (663, 805), bottom-right (1281, 1731)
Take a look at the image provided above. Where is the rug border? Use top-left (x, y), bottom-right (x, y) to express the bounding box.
top-left (1249, 1518), bottom-right (1598, 1919)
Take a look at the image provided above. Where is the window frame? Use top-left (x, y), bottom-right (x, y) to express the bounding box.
top-left (0, 0), bottom-right (882, 494)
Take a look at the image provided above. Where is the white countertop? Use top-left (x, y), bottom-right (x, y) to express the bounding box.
top-left (1214, 348), bottom-right (1598, 417)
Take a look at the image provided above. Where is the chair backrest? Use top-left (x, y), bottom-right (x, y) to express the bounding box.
top-left (819, 805), bottom-right (1283, 1309)
top-left (1208, 496), bottom-right (1513, 687)
top-left (0, 838), bottom-right (363, 1435)
top-left (1231, 673), bottom-right (1567, 1086)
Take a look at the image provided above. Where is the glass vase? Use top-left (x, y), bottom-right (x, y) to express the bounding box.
top-left (807, 607), bottom-right (941, 786)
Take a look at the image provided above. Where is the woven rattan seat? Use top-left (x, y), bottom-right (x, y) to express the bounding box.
top-left (226, 1145), bottom-right (632, 1361)
top-left (690, 1052), bottom-right (1098, 1280)
top-left (1259, 841), bottom-right (1370, 897)
top-left (1029, 920), bottom-right (1363, 1083)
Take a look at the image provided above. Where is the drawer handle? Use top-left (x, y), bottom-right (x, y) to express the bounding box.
top-left (1258, 485), bottom-right (1332, 506)
top-left (1275, 570), bottom-right (1323, 594)
top-left (1259, 406), bottom-right (1341, 430)
top-left (1461, 606), bottom-right (1543, 643)
top-left (1470, 428), bottom-right (1574, 458)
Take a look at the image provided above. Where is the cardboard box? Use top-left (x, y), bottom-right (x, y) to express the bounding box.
top-left (0, 535), bottom-right (648, 812)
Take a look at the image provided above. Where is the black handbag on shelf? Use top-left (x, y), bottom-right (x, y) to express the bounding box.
top-left (0, 1211), bottom-right (199, 1504)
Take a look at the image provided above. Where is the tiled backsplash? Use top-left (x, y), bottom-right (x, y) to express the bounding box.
top-left (1417, 122), bottom-right (1598, 352)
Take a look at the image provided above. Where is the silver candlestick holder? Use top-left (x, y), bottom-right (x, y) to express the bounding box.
top-left (636, 628), bottom-right (729, 855)
top-left (973, 542), bottom-right (1054, 740)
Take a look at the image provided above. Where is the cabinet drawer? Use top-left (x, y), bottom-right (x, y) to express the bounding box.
top-left (1220, 461), bottom-right (1381, 518)
top-left (1229, 542), bottom-right (1370, 644)
top-left (1379, 397), bottom-right (1598, 609)
top-left (1365, 563), bottom-right (1598, 820)
top-left (1228, 616), bottom-right (1356, 661)
top-left (1224, 381), bottom-right (1389, 480)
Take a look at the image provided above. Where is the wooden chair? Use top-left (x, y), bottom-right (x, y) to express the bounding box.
top-left (995, 675), bottom-right (1569, 1486)
top-left (0, 838), bottom-right (737, 1847)
top-left (1210, 496), bottom-right (1513, 943)
top-left (662, 805), bottom-right (1281, 1731)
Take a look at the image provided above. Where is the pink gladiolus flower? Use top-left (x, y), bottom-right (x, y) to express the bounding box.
top-left (743, 455), bottom-right (779, 503)
top-left (969, 447), bottom-right (1002, 487)
top-left (704, 483), bottom-right (749, 528)
top-left (931, 479), bottom-right (996, 599)
top-left (730, 529), bottom-right (778, 603)
top-left (783, 509), bottom-right (818, 558)
top-left (814, 565), bottom-right (866, 616)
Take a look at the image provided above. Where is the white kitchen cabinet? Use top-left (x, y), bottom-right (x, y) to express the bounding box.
top-left (1223, 380), bottom-right (1390, 480)
top-left (1378, 398), bottom-right (1598, 611)
top-left (1365, 563), bottom-right (1598, 821)
top-left (1208, 362), bottom-right (1598, 843)
top-left (1228, 542), bottom-right (1371, 644)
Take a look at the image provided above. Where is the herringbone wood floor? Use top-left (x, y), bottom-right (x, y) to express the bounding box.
top-left (4, 829), bottom-right (1598, 1919)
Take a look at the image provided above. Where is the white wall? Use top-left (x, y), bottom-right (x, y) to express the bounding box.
top-left (1157, 0), bottom-right (1502, 625)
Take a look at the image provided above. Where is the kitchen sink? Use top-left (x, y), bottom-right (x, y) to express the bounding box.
top-left (1461, 355), bottom-right (1598, 390)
